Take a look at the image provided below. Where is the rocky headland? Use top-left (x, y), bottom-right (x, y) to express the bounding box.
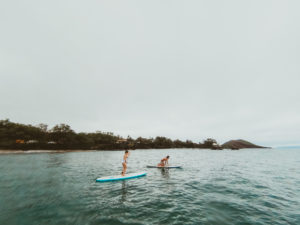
top-left (221, 139), bottom-right (268, 150)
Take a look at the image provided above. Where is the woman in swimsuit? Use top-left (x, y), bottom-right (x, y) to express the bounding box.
top-left (157, 155), bottom-right (170, 167)
top-left (121, 150), bottom-right (129, 176)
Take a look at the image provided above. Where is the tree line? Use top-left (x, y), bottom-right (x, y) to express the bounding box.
top-left (0, 119), bottom-right (219, 150)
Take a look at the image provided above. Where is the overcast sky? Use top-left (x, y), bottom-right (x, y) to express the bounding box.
top-left (1, 1), bottom-right (299, 147)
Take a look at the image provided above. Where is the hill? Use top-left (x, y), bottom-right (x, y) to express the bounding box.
top-left (221, 139), bottom-right (267, 150)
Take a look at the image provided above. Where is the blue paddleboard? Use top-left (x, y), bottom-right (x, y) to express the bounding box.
top-left (96, 171), bottom-right (147, 182)
top-left (147, 165), bottom-right (182, 169)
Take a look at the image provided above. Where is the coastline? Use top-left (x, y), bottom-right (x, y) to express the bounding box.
top-left (0, 149), bottom-right (194, 154)
top-left (0, 150), bottom-right (98, 154)
top-left (0, 147), bottom-right (271, 155)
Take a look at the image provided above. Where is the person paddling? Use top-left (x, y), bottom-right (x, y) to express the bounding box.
top-left (157, 155), bottom-right (170, 167)
top-left (121, 150), bottom-right (129, 176)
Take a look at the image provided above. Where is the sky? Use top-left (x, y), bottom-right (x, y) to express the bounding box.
top-left (0, 0), bottom-right (300, 147)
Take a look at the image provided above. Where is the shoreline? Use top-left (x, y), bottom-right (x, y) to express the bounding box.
top-left (0, 147), bottom-right (272, 155)
top-left (0, 150), bottom-right (98, 154)
top-left (0, 149), bottom-right (190, 154)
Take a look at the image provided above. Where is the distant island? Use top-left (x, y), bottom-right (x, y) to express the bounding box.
top-left (0, 119), bottom-right (268, 151)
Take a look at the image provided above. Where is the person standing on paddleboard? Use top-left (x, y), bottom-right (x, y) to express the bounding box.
top-left (157, 155), bottom-right (169, 167)
top-left (121, 150), bottom-right (129, 176)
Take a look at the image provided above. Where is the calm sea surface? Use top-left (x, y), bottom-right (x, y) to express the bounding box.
top-left (0, 148), bottom-right (299, 225)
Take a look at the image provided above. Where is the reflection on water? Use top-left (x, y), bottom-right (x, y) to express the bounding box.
top-left (121, 181), bottom-right (127, 202)
top-left (160, 168), bottom-right (170, 179)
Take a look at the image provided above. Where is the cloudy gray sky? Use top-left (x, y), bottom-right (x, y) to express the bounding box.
top-left (1, 0), bottom-right (300, 147)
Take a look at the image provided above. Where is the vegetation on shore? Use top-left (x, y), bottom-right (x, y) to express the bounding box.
top-left (0, 119), bottom-right (219, 150)
top-left (0, 119), bottom-right (268, 151)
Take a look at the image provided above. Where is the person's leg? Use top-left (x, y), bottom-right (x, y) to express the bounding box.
top-left (122, 162), bottom-right (127, 176)
top-left (122, 163), bottom-right (125, 176)
top-left (124, 163), bottom-right (127, 175)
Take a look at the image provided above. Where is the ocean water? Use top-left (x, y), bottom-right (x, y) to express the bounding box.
top-left (0, 148), bottom-right (299, 225)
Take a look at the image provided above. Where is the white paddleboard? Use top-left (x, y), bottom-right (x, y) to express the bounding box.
top-left (96, 171), bottom-right (147, 182)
